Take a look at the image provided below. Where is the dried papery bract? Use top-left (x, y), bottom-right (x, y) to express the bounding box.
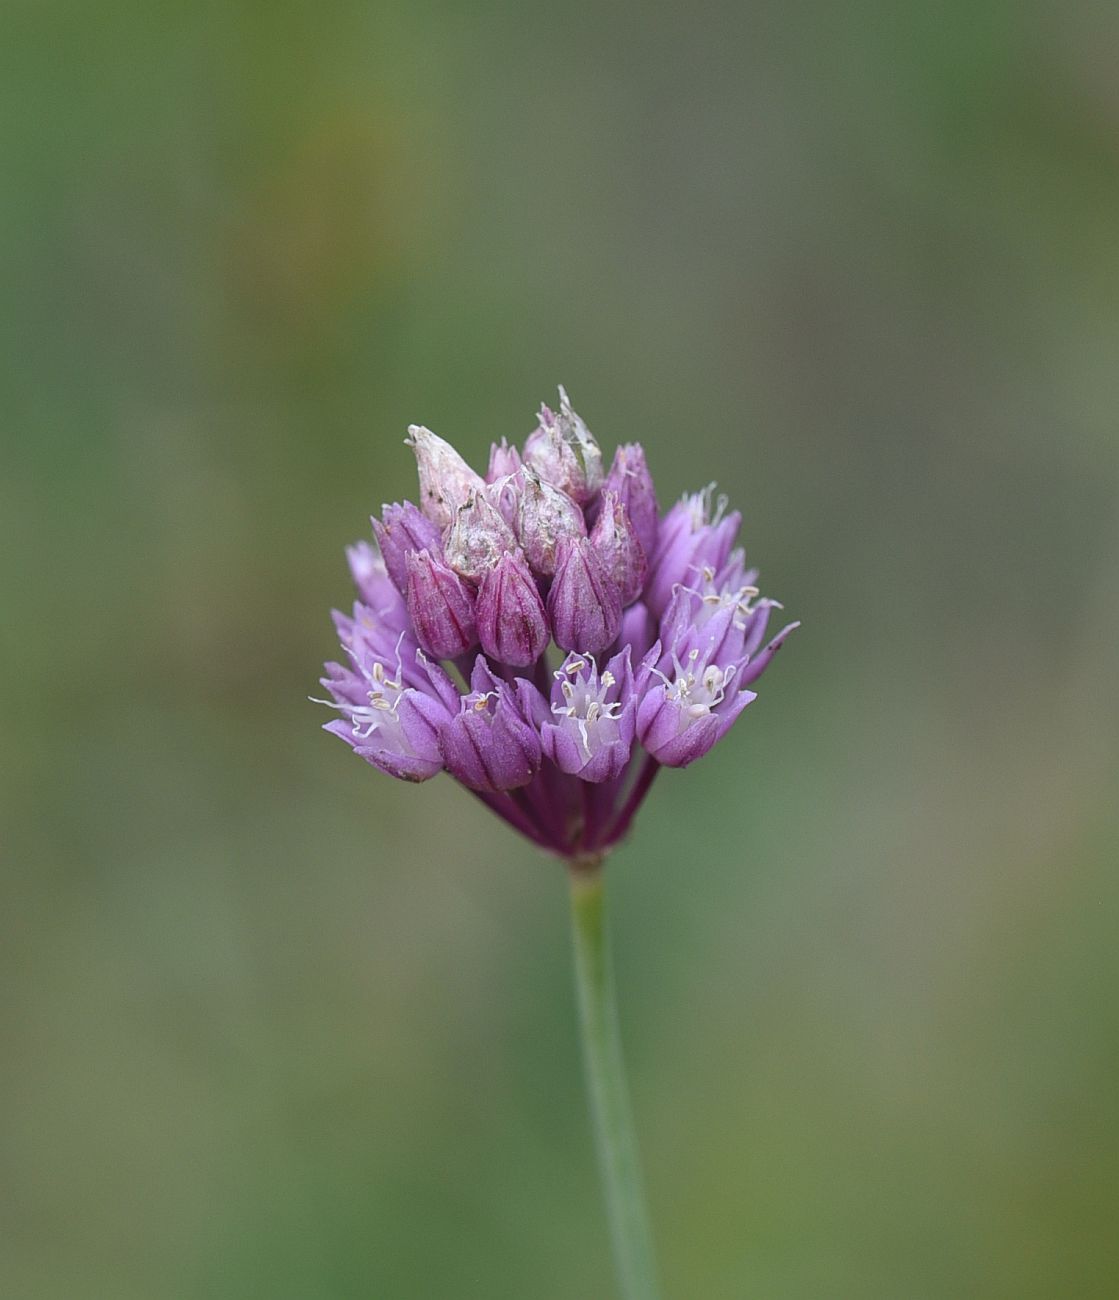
top-left (406, 424), bottom-right (485, 528)
top-left (444, 491), bottom-right (518, 583)
top-left (516, 468), bottom-right (587, 577)
top-left (523, 386), bottom-right (605, 505)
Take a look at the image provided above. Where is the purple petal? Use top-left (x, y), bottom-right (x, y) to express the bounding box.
top-left (738, 621), bottom-right (799, 685)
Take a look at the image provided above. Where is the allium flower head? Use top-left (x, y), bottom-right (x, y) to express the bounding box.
top-left (316, 389), bottom-right (797, 860)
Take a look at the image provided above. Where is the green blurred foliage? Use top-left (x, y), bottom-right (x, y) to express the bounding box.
top-left (2, 1), bottom-right (1118, 1296)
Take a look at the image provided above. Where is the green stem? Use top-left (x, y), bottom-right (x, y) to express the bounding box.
top-left (569, 860), bottom-right (661, 1300)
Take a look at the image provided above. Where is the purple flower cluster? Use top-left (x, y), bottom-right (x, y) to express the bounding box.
top-left (316, 389), bottom-right (796, 860)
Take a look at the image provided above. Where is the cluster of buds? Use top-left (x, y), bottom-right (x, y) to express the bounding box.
top-left (316, 389), bottom-right (796, 860)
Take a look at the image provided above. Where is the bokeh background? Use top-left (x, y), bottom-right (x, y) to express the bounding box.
top-left (4, 2), bottom-right (1118, 1296)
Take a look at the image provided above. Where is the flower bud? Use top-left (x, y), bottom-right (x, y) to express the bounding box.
top-left (522, 387), bottom-right (604, 504)
top-left (516, 469), bottom-right (586, 576)
top-left (345, 540), bottom-right (408, 624)
top-left (486, 469), bottom-right (523, 527)
top-left (437, 660), bottom-right (542, 792)
top-left (476, 549), bottom-right (549, 667)
top-left (405, 425), bottom-right (485, 528)
top-left (404, 548), bottom-right (479, 659)
top-left (372, 502), bottom-right (443, 595)
top-left (589, 490), bottom-right (647, 606)
top-left (601, 443), bottom-right (659, 560)
top-left (443, 491), bottom-right (518, 582)
top-left (486, 437), bottom-right (522, 483)
top-left (547, 537), bottom-right (622, 654)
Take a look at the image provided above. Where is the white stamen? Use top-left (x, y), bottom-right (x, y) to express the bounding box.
top-left (655, 648), bottom-right (737, 725)
top-left (549, 653), bottom-right (625, 760)
top-left (314, 630), bottom-right (414, 745)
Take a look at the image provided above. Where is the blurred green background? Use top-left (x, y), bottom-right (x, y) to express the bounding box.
top-left (3, 2), bottom-right (1118, 1296)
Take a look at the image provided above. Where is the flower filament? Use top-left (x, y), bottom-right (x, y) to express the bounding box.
top-left (654, 647), bottom-right (736, 720)
top-left (552, 658), bottom-right (624, 759)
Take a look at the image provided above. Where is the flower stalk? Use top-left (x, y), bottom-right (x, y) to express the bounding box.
top-left (569, 859), bottom-right (661, 1300)
top-left (316, 387), bottom-right (800, 1291)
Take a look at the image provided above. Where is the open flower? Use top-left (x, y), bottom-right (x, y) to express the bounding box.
top-left (541, 648), bottom-right (636, 784)
top-left (315, 388), bottom-right (797, 859)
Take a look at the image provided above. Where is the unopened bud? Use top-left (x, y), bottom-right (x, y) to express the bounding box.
top-left (372, 501), bottom-right (443, 594)
top-left (476, 550), bottom-right (550, 667)
top-left (437, 662), bottom-right (542, 792)
top-left (404, 549), bottom-right (479, 659)
top-left (345, 540), bottom-right (407, 623)
top-left (486, 470), bottom-right (523, 527)
top-left (547, 537), bottom-right (622, 654)
top-left (601, 443), bottom-right (659, 560)
top-left (486, 438), bottom-right (522, 483)
top-left (589, 490), bottom-right (647, 606)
